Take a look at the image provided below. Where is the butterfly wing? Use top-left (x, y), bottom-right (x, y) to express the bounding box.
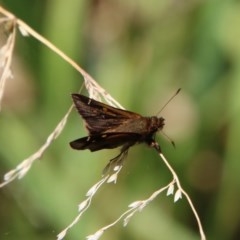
top-left (72, 94), bottom-right (142, 135)
top-left (70, 132), bottom-right (142, 151)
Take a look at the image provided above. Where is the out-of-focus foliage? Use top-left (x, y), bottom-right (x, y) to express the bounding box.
top-left (0, 0), bottom-right (240, 239)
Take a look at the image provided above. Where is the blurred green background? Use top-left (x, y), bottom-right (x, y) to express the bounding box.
top-left (1, 0), bottom-right (240, 239)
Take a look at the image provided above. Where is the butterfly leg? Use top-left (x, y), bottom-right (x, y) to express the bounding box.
top-left (149, 140), bottom-right (162, 153)
top-left (102, 143), bottom-right (133, 175)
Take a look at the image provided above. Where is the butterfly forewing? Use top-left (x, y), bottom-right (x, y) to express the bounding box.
top-left (71, 94), bottom-right (142, 135)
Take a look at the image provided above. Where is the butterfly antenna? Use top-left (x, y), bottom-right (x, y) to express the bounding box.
top-left (161, 130), bottom-right (176, 148)
top-left (156, 88), bottom-right (181, 116)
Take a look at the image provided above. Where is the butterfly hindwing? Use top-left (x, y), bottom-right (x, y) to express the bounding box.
top-left (70, 132), bottom-right (142, 152)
